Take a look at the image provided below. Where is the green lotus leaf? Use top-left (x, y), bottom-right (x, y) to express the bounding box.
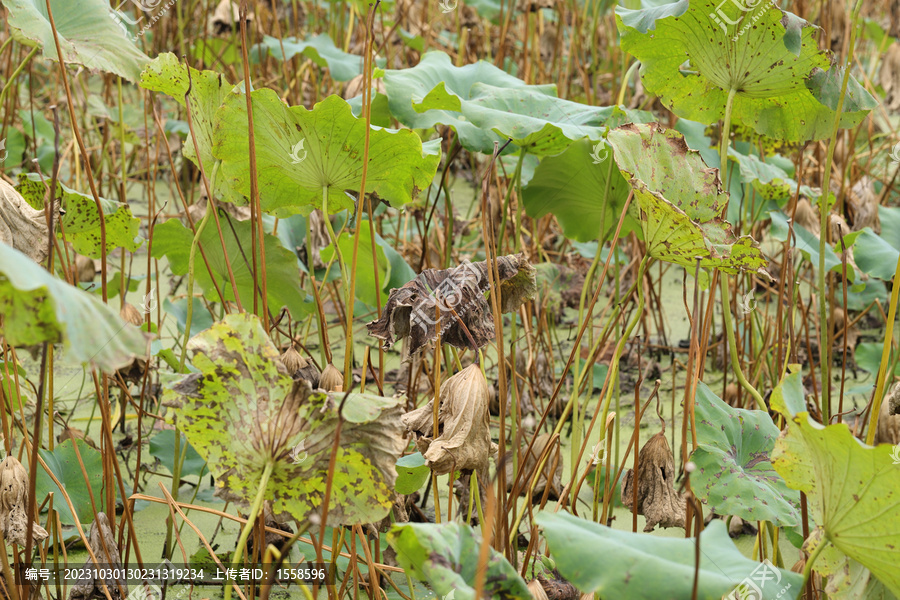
top-left (0, 241), bottom-right (149, 372)
top-left (213, 92), bottom-right (440, 216)
top-left (320, 218), bottom-right (389, 307)
top-left (852, 206), bottom-right (900, 281)
top-left (388, 522), bottom-right (530, 600)
top-left (607, 122), bottom-right (767, 273)
top-left (139, 53), bottom-right (243, 203)
top-left (616, 0), bottom-right (877, 143)
top-left (149, 217), bottom-right (313, 320)
top-left (691, 381), bottom-right (801, 526)
top-left (15, 173), bottom-right (141, 258)
top-left (149, 430), bottom-right (208, 479)
top-left (163, 313), bottom-right (406, 525)
top-left (394, 452), bottom-right (429, 495)
top-left (770, 370), bottom-right (900, 595)
top-left (809, 528), bottom-right (899, 600)
top-left (537, 511), bottom-right (802, 599)
top-left (2, 0), bottom-right (149, 82)
top-left (35, 439), bottom-right (106, 526)
top-left (523, 138), bottom-right (635, 242)
top-left (727, 149), bottom-right (794, 202)
top-left (253, 34), bottom-right (383, 82)
top-left (384, 51), bottom-right (644, 155)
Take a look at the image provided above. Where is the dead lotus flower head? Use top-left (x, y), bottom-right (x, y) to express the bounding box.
top-left (620, 431), bottom-right (686, 532)
top-left (319, 363), bottom-right (344, 392)
top-left (119, 303), bottom-right (144, 327)
top-left (401, 363), bottom-right (497, 476)
top-left (0, 456), bottom-right (48, 546)
top-left (367, 254), bottom-right (537, 358)
top-left (280, 347), bottom-right (321, 389)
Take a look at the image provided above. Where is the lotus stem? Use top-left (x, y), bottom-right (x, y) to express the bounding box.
top-left (719, 274), bottom-right (765, 408)
top-left (818, 0), bottom-right (864, 424)
top-left (866, 248), bottom-right (900, 444)
top-left (179, 185), bottom-right (215, 372)
top-left (801, 534), bottom-right (829, 589)
top-left (719, 87), bottom-right (737, 192)
top-left (224, 460), bottom-right (274, 600)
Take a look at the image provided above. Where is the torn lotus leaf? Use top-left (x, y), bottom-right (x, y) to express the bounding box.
top-left (367, 253), bottom-right (536, 357)
top-left (620, 432), bottom-right (686, 532)
top-left (401, 364), bottom-right (497, 476)
top-left (0, 456), bottom-right (49, 546)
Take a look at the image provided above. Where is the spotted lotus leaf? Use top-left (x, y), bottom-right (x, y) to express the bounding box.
top-left (607, 123), bottom-right (768, 275)
top-left (162, 313), bottom-right (406, 526)
top-left (771, 371), bottom-right (900, 595)
top-left (616, 0), bottom-right (876, 143)
top-left (367, 254), bottom-right (536, 357)
top-left (691, 382), bottom-right (800, 526)
top-left (140, 53), bottom-right (242, 204)
top-left (388, 522), bottom-right (531, 600)
top-left (16, 173), bottom-right (141, 259)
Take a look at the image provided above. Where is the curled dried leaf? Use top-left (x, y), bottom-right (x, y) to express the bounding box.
top-left (0, 179), bottom-right (52, 264)
top-left (401, 364), bottom-right (497, 476)
top-left (0, 456), bottom-right (48, 546)
top-left (620, 432), bottom-right (686, 532)
top-left (367, 254), bottom-right (536, 357)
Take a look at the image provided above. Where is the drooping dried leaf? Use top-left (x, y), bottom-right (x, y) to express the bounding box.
top-left (163, 313), bottom-right (406, 526)
top-left (402, 364), bottom-right (496, 476)
top-left (368, 254), bottom-right (536, 357)
top-left (0, 456), bottom-right (48, 546)
top-left (620, 432), bottom-right (685, 532)
top-left (845, 176), bottom-right (879, 232)
top-left (506, 433), bottom-right (562, 500)
top-left (0, 179), bottom-right (52, 264)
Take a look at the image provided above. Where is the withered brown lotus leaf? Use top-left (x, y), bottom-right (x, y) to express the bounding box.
top-left (535, 574), bottom-right (579, 600)
top-left (0, 456), bottom-right (49, 546)
top-left (0, 179), bottom-right (53, 264)
top-left (401, 364), bottom-right (497, 475)
top-left (69, 512), bottom-right (127, 600)
top-left (620, 431), bottom-right (686, 532)
top-left (368, 254), bottom-right (536, 357)
top-left (506, 432), bottom-right (562, 500)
